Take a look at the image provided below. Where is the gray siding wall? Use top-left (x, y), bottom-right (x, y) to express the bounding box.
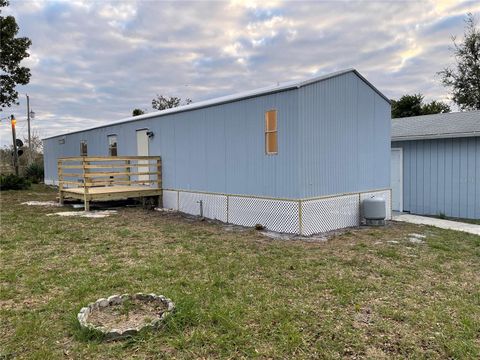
top-left (44, 89), bottom-right (301, 198)
top-left (393, 137), bottom-right (480, 219)
top-left (44, 71), bottom-right (390, 199)
top-left (297, 72), bottom-right (391, 198)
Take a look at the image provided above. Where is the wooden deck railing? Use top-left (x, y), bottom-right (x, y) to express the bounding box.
top-left (57, 156), bottom-right (162, 210)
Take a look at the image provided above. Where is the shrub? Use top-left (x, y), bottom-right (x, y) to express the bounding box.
top-left (0, 174), bottom-right (31, 191)
top-left (24, 162), bottom-right (44, 184)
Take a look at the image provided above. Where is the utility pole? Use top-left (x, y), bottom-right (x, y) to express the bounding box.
top-left (11, 115), bottom-right (19, 176)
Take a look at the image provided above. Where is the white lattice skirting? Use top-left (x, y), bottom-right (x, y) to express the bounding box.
top-left (163, 189), bottom-right (391, 235)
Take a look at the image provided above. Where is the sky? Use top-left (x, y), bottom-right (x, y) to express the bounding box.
top-left (0, 0), bottom-right (479, 146)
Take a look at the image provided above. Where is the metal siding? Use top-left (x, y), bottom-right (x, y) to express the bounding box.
top-left (393, 137), bottom-right (480, 219)
top-left (477, 137), bottom-right (480, 217)
top-left (298, 72), bottom-right (390, 198)
top-left (204, 106), bottom-right (227, 193)
top-left (467, 137), bottom-right (476, 217)
top-left (375, 93), bottom-right (392, 188)
top-left (429, 141), bottom-right (438, 215)
top-left (416, 141), bottom-right (424, 213)
top-left (44, 72), bottom-right (388, 200)
top-left (424, 140), bottom-right (433, 215)
top-left (452, 139), bottom-right (462, 217)
top-left (402, 142), bottom-right (411, 212)
top-left (156, 116), bottom-right (177, 188)
top-left (444, 139), bottom-right (453, 214)
top-left (44, 89), bottom-right (301, 198)
top-left (437, 139), bottom-right (445, 214)
top-left (459, 139), bottom-right (468, 218)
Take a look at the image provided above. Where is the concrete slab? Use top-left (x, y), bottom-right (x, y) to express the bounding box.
top-left (393, 213), bottom-right (480, 236)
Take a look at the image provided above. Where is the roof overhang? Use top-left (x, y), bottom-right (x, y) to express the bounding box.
top-left (392, 131), bottom-right (480, 142)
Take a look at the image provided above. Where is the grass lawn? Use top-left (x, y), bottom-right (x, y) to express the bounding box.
top-left (1, 185), bottom-right (480, 359)
top-left (433, 216), bottom-right (480, 226)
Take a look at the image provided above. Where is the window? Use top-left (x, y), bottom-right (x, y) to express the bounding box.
top-left (265, 109), bottom-right (278, 155)
top-left (108, 135), bottom-right (118, 156)
top-left (80, 140), bottom-right (88, 156)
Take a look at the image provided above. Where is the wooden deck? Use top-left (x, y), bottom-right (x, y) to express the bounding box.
top-left (62, 185), bottom-right (162, 201)
top-left (58, 156), bottom-right (162, 211)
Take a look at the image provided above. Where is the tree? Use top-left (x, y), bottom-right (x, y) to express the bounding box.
top-left (391, 94), bottom-right (423, 118)
top-left (438, 13), bottom-right (480, 110)
top-left (421, 100), bottom-right (451, 115)
top-left (152, 95), bottom-right (192, 111)
top-left (132, 108), bottom-right (145, 116)
top-left (0, 0), bottom-right (32, 109)
top-left (391, 94), bottom-right (450, 118)
top-left (0, 133), bottom-right (42, 173)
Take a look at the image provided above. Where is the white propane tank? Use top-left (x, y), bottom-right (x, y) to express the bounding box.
top-left (362, 196), bottom-right (386, 226)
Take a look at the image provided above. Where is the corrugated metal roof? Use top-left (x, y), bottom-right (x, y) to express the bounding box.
top-left (392, 110), bottom-right (480, 141)
top-left (43, 68), bottom-right (389, 140)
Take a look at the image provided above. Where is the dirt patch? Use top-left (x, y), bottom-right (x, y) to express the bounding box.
top-left (353, 307), bottom-right (374, 328)
top-left (87, 298), bottom-right (168, 332)
top-left (47, 210), bottom-right (117, 218)
top-left (21, 201), bottom-right (61, 207)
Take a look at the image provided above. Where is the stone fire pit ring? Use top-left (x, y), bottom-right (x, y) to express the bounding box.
top-left (78, 293), bottom-right (175, 340)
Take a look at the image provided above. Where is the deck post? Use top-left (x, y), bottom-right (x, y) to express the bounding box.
top-left (156, 157), bottom-right (162, 208)
top-left (82, 157), bottom-right (90, 211)
top-left (58, 159), bottom-right (64, 205)
top-left (126, 159), bottom-right (131, 185)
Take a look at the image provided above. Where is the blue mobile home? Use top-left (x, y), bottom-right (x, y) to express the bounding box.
top-left (43, 69), bottom-right (391, 234)
top-left (391, 111), bottom-right (480, 219)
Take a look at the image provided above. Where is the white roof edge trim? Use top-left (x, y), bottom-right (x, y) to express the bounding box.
top-left (392, 131), bottom-right (480, 141)
top-left (43, 68), bottom-right (390, 140)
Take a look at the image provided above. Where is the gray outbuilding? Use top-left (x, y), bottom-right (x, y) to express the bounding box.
top-left (391, 110), bottom-right (480, 219)
top-left (43, 68), bottom-right (392, 234)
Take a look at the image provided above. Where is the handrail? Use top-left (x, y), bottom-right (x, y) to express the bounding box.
top-left (58, 156), bottom-right (160, 161)
top-left (58, 156), bottom-right (162, 190)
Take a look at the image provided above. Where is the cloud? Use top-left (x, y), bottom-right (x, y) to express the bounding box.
top-left (0, 0), bottom-right (479, 146)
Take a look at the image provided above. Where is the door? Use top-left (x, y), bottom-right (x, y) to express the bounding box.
top-left (136, 129), bottom-right (149, 182)
top-left (390, 148), bottom-right (403, 212)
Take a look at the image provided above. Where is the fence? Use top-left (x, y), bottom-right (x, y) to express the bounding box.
top-left (163, 188), bottom-right (392, 235)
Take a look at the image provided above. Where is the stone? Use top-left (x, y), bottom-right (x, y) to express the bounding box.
top-left (77, 313), bottom-right (85, 324)
top-left (134, 293), bottom-right (149, 301)
top-left (79, 306), bottom-right (89, 315)
top-left (108, 295), bottom-right (122, 305)
top-left (122, 328), bottom-right (138, 337)
top-left (108, 329), bottom-right (121, 339)
top-left (97, 298), bottom-right (109, 307)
